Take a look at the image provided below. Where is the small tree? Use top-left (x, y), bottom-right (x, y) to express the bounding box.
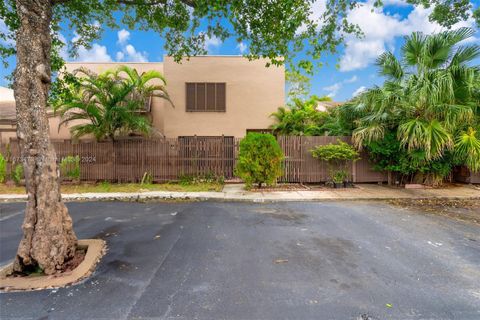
top-left (311, 140), bottom-right (360, 185)
top-left (235, 133), bottom-right (284, 189)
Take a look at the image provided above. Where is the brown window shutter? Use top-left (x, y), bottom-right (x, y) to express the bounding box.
top-left (196, 83), bottom-right (206, 111)
top-left (186, 83), bottom-right (196, 111)
top-left (206, 83), bottom-right (216, 111)
top-left (186, 82), bottom-right (226, 112)
top-left (216, 83), bottom-right (226, 111)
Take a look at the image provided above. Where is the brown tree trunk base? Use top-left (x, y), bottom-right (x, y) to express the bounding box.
top-left (13, 200), bottom-right (77, 275)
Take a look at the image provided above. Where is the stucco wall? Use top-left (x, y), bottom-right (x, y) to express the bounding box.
top-left (163, 56), bottom-right (284, 138)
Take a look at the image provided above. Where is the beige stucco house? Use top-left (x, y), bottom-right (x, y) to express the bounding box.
top-left (0, 56), bottom-right (284, 143)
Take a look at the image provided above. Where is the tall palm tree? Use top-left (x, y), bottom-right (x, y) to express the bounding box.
top-left (351, 28), bottom-right (480, 183)
top-left (54, 65), bottom-right (172, 141)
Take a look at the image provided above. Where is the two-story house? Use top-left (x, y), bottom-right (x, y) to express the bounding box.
top-left (60, 56), bottom-right (284, 139)
top-left (1, 56), bottom-right (285, 143)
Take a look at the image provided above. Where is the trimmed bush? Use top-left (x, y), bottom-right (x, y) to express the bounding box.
top-left (235, 133), bottom-right (284, 189)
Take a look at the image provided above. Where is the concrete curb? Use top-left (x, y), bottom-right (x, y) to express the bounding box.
top-left (0, 239), bottom-right (106, 292)
top-left (1, 190), bottom-right (479, 203)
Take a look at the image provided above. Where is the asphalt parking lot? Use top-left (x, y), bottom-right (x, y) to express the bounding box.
top-left (1, 200), bottom-right (479, 320)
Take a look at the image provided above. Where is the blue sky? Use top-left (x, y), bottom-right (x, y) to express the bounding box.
top-left (0, 0), bottom-right (479, 102)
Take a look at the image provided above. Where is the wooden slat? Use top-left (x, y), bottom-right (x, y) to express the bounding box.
top-left (0, 136), bottom-right (389, 183)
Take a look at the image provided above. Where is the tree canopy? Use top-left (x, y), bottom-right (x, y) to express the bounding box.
top-left (1, 0), bottom-right (479, 74)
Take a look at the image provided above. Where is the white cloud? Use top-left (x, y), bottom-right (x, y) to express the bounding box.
top-left (323, 75), bottom-right (359, 97)
top-left (323, 83), bottom-right (342, 98)
top-left (204, 35), bottom-right (222, 52)
top-left (117, 29), bottom-right (130, 45)
top-left (124, 44), bottom-right (148, 62)
top-left (297, 0), bottom-right (327, 34)
top-left (114, 30), bottom-right (148, 62)
top-left (339, 1), bottom-right (477, 72)
top-left (352, 86), bottom-right (367, 97)
top-left (237, 42), bottom-right (247, 54)
top-left (344, 75), bottom-right (358, 83)
top-left (116, 51), bottom-right (125, 61)
top-left (76, 43), bottom-right (112, 62)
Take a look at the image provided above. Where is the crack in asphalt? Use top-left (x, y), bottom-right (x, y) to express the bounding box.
top-left (122, 232), bottom-right (182, 320)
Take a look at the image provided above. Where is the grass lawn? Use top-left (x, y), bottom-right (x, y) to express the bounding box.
top-left (0, 181), bottom-right (224, 194)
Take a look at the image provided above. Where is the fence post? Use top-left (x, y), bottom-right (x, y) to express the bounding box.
top-left (221, 134), bottom-right (225, 179)
top-left (112, 140), bottom-right (116, 183)
top-left (300, 135), bottom-right (304, 184)
top-left (352, 158), bottom-right (357, 183)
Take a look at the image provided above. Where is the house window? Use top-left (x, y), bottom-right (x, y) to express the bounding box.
top-left (186, 83), bottom-right (226, 112)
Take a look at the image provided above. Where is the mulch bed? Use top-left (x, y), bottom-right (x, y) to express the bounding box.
top-left (7, 248), bottom-right (86, 278)
top-left (388, 199), bottom-right (480, 224)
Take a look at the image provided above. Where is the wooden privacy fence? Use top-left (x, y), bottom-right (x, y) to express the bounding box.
top-left (1, 136), bottom-right (387, 183)
top-left (278, 136), bottom-right (387, 183)
top-left (1, 137), bottom-right (240, 182)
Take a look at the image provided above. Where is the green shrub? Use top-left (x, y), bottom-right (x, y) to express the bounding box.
top-left (141, 171), bottom-right (153, 185)
top-left (12, 164), bottom-right (24, 186)
top-left (235, 133), bottom-right (284, 189)
top-left (311, 140), bottom-right (360, 184)
top-left (100, 180), bottom-right (111, 191)
top-left (364, 130), bottom-right (455, 186)
top-left (0, 154), bottom-right (6, 183)
top-left (60, 155), bottom-right (81, 180)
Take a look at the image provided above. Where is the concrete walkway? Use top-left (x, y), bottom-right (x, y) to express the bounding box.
top-left (1, 183), bottom-right (479, 203)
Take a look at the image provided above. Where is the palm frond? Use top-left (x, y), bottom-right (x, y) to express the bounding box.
top-left (376, 52), bottom-right (404, 81)
top-left (352, 124), bottom-right (385, 150)
top-left (454, 127), bottom-right (480, 172)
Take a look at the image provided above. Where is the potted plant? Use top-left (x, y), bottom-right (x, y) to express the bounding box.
top-left (311, 140), bottom-right (360, 188)
top-left (332, 169), bottom-right (349, 188)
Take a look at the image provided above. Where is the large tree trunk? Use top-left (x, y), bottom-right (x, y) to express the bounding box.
top-left (12, 0), bottom-right (77, 275)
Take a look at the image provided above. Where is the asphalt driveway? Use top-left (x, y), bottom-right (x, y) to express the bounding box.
top-left (1, 200), bottom-right (479, 320)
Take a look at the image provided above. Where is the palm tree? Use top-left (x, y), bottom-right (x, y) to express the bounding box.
top-left (351, 28), bottom-right (480, 183)
top-left (270, 95), bottom-right (331, 135)
top-left (54, 65), bottom-right (172, 141)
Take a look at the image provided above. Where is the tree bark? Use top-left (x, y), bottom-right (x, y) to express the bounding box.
top-left (12, 0), bottom-right (77, 275)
